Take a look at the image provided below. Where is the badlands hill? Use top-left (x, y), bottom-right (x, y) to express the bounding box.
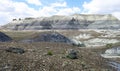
top-left (0, 32), bottom-right (12, 42)
top-left (3, 14), bottom-right (120, 30)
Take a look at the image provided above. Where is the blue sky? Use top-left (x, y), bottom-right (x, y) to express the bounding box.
top-left (0, 0), bottom-right (120, 25)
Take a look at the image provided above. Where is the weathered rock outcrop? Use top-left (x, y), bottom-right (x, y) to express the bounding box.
top-left (0, 32), bottom-right (12, 42)
top-left (21, 32), bottom-right (72, 43)
top-left (21, 32), bottom-right (85, 46)
top-left (3, 14), bottom-right (120, 30)
top-left (101, 47), bottom-right (120, 58)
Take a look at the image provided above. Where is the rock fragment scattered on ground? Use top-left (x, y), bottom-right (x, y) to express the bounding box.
top-left (66, 49), bottom-right (78, 59)
top-left (5, 47), bottom-right (25, 54)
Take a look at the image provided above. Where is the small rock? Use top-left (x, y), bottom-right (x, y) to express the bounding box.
top-left (45, 47), bottom-right (50, 49)
top-left (4, 64), bottom-right (10, 69)
top-left (5, 47), bottom-right (25, 54)
top-left (27, 49), bottom-right (35, 52)
top-left (62, 61), bottom-right (68, 67)
top-left (66, 49), bottom-right (78, 59)
top-left (71, 39), bottom-right (85, 47)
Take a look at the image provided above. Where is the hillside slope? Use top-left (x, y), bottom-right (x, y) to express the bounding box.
top-left (3, 14), bottom-right (120, 30)
top-left (0, 32), bottom-right (12, 42)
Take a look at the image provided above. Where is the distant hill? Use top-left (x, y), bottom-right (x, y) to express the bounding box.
top-left (2, 14), bottom-right (120, 30)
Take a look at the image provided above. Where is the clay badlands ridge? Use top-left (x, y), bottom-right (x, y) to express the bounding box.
top-left (2, 14), bottom-right (120, 30)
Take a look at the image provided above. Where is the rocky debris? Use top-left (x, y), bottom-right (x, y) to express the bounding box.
top-left (27, 49), bottom-right (36, 52)
top-left (3, 14), bottom-right (120, 30)
top-left (21, 32), bottom-right (72, 43)
top-left (66, 49), bottom-right (78, 59)
top-left (101, 47), bottom-right (120, 58)
top-left (0, 40), bottom-right (115, 70)
top-left (5, 47), bottom-right (25, 54)
top-left (0, 32), bottom-right (12, 42)
top-left (0, 64), bottom-right (11, 71)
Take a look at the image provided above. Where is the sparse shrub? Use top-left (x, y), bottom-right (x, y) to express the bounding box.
top-left (72, 43), bottom-right (85, 47)
top-left (106, 43), bottom-right (113, 48)
top-left (19, 18), bottom-right (22, 21)
top-left (25, 17), bottom-right (34, 20)
top-left (12, 19), bottom-right (17, 21)
top-left (47, 51), bottom-right (53, 55)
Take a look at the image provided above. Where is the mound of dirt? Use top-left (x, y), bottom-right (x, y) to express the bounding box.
top-left (0, 32), bottom-right (12, 42)
top-left (21, 32), bottom-right (72, 44)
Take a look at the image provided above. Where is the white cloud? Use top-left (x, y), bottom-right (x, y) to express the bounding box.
top-left (0, 0), bottom-right (14, 12)
top-left (56, 7), bottom-right (80, 15)
top-left (13, 2), bottom-right (39, 17)
top-left (112, 12), bottom-right (120, 19)
top-left (38, 2), bottom-right (80, 16)
top-left (51, 2), bottom-right (67, 7)
top-left (0, 0), bottom-right (81, 25)
top-left (26, 0), bottom-right (41, 6)
top-left (38, 6), bottom-right (57, 16)
top-left (0, 0), bottom-right (39, 25)
top-left (83, 0), bottom-right (120, 19)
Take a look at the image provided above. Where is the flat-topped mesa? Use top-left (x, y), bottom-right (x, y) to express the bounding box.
top-left (3, 14), bottom-right (120, 30)
top-left (72, 14), bottom-right (118, 21)
top-left (41, 14), bottom-right (118, 21)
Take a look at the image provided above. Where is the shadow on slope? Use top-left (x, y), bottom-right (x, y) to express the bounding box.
top-left (0, 32), bottom-right (12, 42)
top-left (21, 32), bottom-right (73, 44)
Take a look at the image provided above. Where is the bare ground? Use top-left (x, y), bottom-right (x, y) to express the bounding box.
top-left (0, 30), bottom-right (117, 71)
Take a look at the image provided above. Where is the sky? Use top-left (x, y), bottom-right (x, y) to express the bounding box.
top-left (0, 0), bottom-right (120, 25)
